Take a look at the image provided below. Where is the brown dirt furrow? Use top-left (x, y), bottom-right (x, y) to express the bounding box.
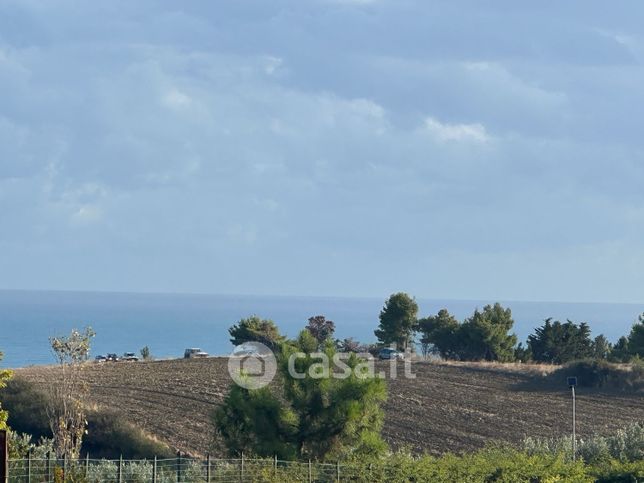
top-left (16, 359), bottom-right (644, 457)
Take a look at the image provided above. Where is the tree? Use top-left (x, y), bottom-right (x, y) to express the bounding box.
top-left (591, 335), bottom-right (612, 360)
top-left (48, 327), bottom-right (95, 458)
top-left (336, 338), bottom-right (366, 353)
top-left (416, 309), bottom-right (460, 359)
top-left (0, 351), bottom-right (13, 431)
top-left (140, 346), bottom-right (151, 360)
top-left (627, 314), bottom-right (644, 358)
top-left (213, 384), bottom-right (294, 459)
top-left (458, 304), bottom-right (517, 362)
top-left (229, 316), bottom-right (286, 351)
top-left (374, 293), bottom-right (418, 351)
top-left (527, 319), bottom-right (593, 364)
top-left (610, 336), bottom-right (631, 362)
top-left (215, 330), bottom-right (387, 460)
top-left (514, 342), bottom-right (532, 363)
top-left (305, 315), bottom-right (335, 347)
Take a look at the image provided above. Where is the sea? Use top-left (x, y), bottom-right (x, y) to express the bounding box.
top-left (0, 290), bottom-right (641, 368)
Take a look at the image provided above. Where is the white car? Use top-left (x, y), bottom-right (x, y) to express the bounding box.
top-left (378, 348), bottom-right (405, 360)
top-left (184, 348), bottom-right (209, 359)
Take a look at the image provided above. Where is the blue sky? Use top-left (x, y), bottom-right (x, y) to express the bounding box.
top-left (1, 0), bottom-right (643, 302)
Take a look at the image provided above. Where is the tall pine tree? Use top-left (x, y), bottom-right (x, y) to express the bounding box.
top-left (374, 293), bottom-right (418, 351)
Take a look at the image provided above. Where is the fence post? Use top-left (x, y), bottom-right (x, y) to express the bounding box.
top-left (153, 456), bottom-right (157, 483)
top-left (27, 448), bottom-right (31, 483)
top-left (62, 454), bottom-right (67, 481)
top-left (274, 454), bottom-right (277, 477)
top-left (0, 430), bottom-right (5, 483)
top-left (336, 460), bottom-right (340, 483)
top-left (176, 451), bottom-right (181, 483)
top-left (240, 452), bottom-right (244, 483)
top-left (206, 453), bottom-right (210, 483)
top-left (117, 455), bottom-right (122, 483)
top-left (85, 452), bottom-right (90, 477)
top-left (308, 459), bottom-right (312, 483)
top-left (45, 451), bottom-right (51, 483)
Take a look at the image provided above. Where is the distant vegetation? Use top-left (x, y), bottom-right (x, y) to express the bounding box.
top-left (228, 315), bottom-right (286, 350)
top-left (140, 345), bottom-right (151, 360)
top-left (364, 292), bottom-right (644, 364)
top-left (374, 292), bottom-right (419, 351)
top-left (550, 360), bottom-right (644, 393)
top-left (417, 303), bottom-right (517, 362)
top-left (0, 351), bottom-right (13, 432)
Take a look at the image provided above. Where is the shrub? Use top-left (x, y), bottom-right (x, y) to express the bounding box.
top-left (84, 410), bottom-right (172, 459)
top-left (606, 423), bottom-right (644, 462)
top-left (551, 359), bottom-right (643, 392)
top-left (0, 377), bottom-right (51, 439)
top-left (1, 377), bottom-right (171, 459)
top-left (523, 422), bottom-right (644, 465)
top-left (86, 460), bottom-right (117, 482)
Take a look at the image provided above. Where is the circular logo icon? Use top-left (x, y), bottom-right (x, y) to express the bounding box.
top-left (227, 341), bottom-right (277, 390)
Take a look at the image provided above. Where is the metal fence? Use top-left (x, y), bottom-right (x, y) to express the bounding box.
top-left (6, 454), bottom-right (343, 482)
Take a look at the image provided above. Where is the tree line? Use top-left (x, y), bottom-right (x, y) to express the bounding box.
top-left (375, 292), bottom-right (644, 364)
top-left (228, 293), bottom-right (644, 365)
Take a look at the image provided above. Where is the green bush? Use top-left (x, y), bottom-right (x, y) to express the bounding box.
top-left (84, 410), bottom-right (173, 459)
top-left (1, 377), bottom-right (51, 439)
top-left (551, 359), bottom-right (644, 392)
top-left (523, 422), bottom-right (643, 465)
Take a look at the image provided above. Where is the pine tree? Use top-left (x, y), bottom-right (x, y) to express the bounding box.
top-left (229, 316), bottom-right (286, 350)
top-left (527, 319), bottom-right (594, 364)
top-left (374, 293), bottom-right (418, 351)
top-left (416, 309), bottom-right (460, 359)
top-left (627, 314), bottom-right (644, 358)
top-left (215, 330), bottom-right (387, 460)
top-left (591, 335), bottom-right (612, 360)
top-left (610, 336), bottom-right (631, 362)
top-left (458, 304), bottom-right (517, 362)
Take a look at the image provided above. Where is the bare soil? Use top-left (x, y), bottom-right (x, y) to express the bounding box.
top-left (17, 358), bottom-right (644, 457)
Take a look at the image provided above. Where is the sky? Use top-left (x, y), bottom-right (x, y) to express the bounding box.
top-left (1, 0), bottom-right (644, 303)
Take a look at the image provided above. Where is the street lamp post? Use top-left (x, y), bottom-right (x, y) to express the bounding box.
top-left (567, 376), bottom-right (577, 460)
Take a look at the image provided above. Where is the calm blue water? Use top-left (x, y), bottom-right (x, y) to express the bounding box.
top-left (0, 290), bottom-right (641, 368)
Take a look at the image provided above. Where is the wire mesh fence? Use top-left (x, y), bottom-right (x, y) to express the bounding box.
top-left (7, 454), bottom-right (343, 482)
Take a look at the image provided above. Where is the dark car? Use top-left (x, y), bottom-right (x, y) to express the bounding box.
top-left (106, 353), bottom-right (119, 362)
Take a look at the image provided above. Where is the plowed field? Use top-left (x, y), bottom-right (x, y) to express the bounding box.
top-left (18, 359), bottom-right (644, 456)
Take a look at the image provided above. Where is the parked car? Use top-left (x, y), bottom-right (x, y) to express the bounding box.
top-left (184, 348), bottom-right (209, 359)
top-left (122, 352), bottom-right (139, 362)
top-left (106, 353), bottom-right (119, 362)
top-left (378, 348), bottom-right (404, 360)
top-left (95, 355), bottom-right (107, 363)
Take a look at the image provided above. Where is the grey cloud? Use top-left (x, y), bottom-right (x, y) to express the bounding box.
top-left (1, 0), bottom-right (644, 301)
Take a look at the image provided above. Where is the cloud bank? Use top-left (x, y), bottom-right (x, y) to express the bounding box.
top-left (1, 0), bottom-right (644, 302)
